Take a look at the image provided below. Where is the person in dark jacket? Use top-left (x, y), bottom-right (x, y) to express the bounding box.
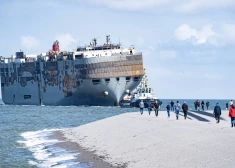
top-left (201, 101), bottom-right (205, 111)
top-left (206, 101), bottom-right (210, 110)
top-left (170, 100), bottom-right (174, 111)
top-left (182, 101), bottom-right (188, 119)
top-left (226, 102), bottom-right (229, 110)
top-left (153, 100), bottom-right (160, 117)
top-left (166, 102), bottom-right (171, 118)
top-left (213, 103), bottom-right (221, 123)
top-left (147, 100), bottom-right (152, 115)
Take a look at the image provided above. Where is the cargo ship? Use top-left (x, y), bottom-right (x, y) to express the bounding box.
top-left (0, 36), bottom-right (144, 106)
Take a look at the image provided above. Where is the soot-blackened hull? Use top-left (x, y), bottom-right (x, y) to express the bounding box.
top-left (0, 55), bottom-right (144, 106)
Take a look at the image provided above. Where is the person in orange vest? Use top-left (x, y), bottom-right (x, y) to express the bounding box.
top-left (229, 104), bottom-right (235, 127)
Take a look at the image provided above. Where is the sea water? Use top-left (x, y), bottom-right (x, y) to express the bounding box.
top-left (0, 99), bottom-right (230, 167)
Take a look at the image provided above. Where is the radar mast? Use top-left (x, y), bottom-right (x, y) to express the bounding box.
top-left (106, 35), bottom-right (110, 45)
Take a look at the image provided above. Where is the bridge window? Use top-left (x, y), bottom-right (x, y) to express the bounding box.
top-left (146, 88), bottom-right (149, 93)
top-left (142, 89), bottom-right (145, 93)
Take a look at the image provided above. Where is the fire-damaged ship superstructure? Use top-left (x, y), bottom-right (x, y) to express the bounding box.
top-left (0, 36), bottom-right (144, 106)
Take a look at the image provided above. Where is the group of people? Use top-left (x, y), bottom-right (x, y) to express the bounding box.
top-left (168, 101), bottom-right (187, 119)
top-left (193, 100), bottom-right (210, 111)
top-left (139, 100), bottom-right (160, 117)
top-left (139, 99), bottom-right (235, 127)
top-left (139, 100), bottom-right (188, 120)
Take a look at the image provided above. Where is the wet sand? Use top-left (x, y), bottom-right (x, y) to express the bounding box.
top-left (59, 110), bottom-right (235, 168)
top-left (52, 131), bottom-right (124, 168)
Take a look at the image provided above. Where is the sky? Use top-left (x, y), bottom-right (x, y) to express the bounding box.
top-left (0, 0), bottom-right (235, 99)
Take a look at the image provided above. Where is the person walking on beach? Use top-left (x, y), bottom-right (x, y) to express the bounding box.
top-left (153, 100), bottom-right (160, 117)
top-left (182, 101), bottom-right (188, 119)
top-left (175, 101), bottom-right (181, 120)
top-left (206, 101), bottom-right (210, 110)
top-left (201, 101), bottom-right (205, 111)
top-left (213, 103), bottom-right (221, 123)
top-left (147, 100), bottom-right (152, 115)
top-left (170, 100), bottom-right (174, 111)
top-left (197, 100), bottom-right (200, 111)
top-left (226, 102), bottom-right (229, 110)
top-left (229, 104), bottom-right (235, 127)
top-left (139, 100), bottom-right (144, 115)
top-left (166, 102), bottom-right (171, 118)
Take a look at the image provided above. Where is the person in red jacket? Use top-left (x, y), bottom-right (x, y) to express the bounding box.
top-left (229, 104), bottom-right (235, 127)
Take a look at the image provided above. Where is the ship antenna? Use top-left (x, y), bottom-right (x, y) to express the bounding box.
top-left (93, 38), bottom-right (97, 47)
top-left (106, 35), bottom-right (110, 45)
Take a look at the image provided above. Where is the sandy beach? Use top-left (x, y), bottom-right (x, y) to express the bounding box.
top-left (60, 109), bottom-right (235, 168)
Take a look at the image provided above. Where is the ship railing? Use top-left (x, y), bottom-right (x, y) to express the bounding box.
top-left (77, 43), bottom-right (122, 51)
top-left (111, 52), bottom-right (142, 57)
top-left (123, 52), bottom-right (142, 57)
top-left (134, 52), bottom-right (142, 55)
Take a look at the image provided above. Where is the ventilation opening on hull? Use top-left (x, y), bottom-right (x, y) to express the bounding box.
top-left (116, 77), bottom-right (120, 81)
top-left (105, 78), bottom-right (110, 83)
top-left (92, 79), bottom-right (100, 85)
top-left (24, 95), bottom-right (31, 99)
top-left (1, 83), bottom-right (4, 87)
top-left (134, 77), bottom-right (140, 81)
top-left (126, 77), bottom-right (131, 82)
top-left (75, 54), bottom-right (83, 59)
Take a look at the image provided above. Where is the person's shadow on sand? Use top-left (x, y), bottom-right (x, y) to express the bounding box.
top-left (182, 110), bottom-right (225, 122)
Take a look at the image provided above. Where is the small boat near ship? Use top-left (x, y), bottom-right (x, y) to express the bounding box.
top-left (120, 68), bottom-right (162, 108)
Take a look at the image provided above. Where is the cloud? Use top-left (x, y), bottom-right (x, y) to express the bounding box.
top-left (21, 36), bottom-right (40, 50)
top-left (174, 23), bottom-right (235, 46)
top-left (174, 24), bottom-right (216, 45)
top-left (176, 0), bottom-right (235, 13)
top-left (55, 33), bottom-right (76, 51)
top-left (87, 0), bottom-right (235, 13)
top-left (89, 0), bottom-right (167, 11)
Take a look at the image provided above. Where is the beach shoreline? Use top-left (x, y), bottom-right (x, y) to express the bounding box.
top-left (59, 110), bottom-right (235, 168)
top-left (52, 131), bottom-right (124, 168)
